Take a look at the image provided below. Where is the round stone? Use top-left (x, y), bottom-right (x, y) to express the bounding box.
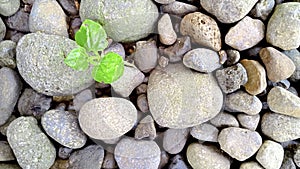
top-left (158, 14), bottom-right (177, 45)
top-left (237, 114), bottom-right (260, 131)
top-left (0, 0), bottom-right (20, 16)
top-left (283, 49), bottom-right (300, 81)
top-left (190, 123), bottom-right (219, 142)
top-left (256, 140), bottom-right (284, 169)
top-left (161, 1), bottom-right (198, 17)
top-left (163, 128), bottom-right (189, 154)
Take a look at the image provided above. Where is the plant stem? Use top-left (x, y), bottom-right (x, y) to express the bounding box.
top-left (88, 50), bottom-right (102, 65)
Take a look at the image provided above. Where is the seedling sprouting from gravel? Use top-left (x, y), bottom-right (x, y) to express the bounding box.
top-left (64, 19), bottom-right (124, 84)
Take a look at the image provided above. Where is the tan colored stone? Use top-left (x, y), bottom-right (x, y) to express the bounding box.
top-left (158, 14), bottom-right (177, 45)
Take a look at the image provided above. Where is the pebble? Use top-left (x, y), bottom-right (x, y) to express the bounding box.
top-left (169, 155), bottom-right (189, 169)
top-left (294, 146), bottom-right (300, 167)
top-left (158, 14), bottom-right (177, 45)
top-left (237, 114), bottom-right (260, 130)
top-left (29, 0), bottom-right (68, 37)
top-left (0, 164), bottom-right (21, 169)
top-left (162, 1), bottom-right (198, 17)
top-left (158, 55), bottom-right (169, 68)
top-left (148, 63), bottom-right (223, 128)
top-left (0, 0), bottom-right (20, 16)
top-left (73, 89), bottom-right (93, 112)
top-left (154, 0), bottom-right (175, 4)
top-left (225, 90), bottom-right (262, 115)
top-left (261, 112), bottom-right (300, 142)
top-left (102, 147), bottom-right (117, 169)
top-left (158, 151), bottom-right (169, 169)
top-left (256, 140), bottom-right (284, 169)
top-left (0, 141), bottom-right (15, 161)
top-left (69, 145), bottom-right (104, 169)
top-left (251, 0), bottom-right (275, 20)
top-left (216, 63), bottom-right (248, 93)
top-left (218, 50), bottom-right (227, 64)
top-left (0, 67), bottom-right (22, 126)
top-left (58, 147), bottom-right (73, 159)
top-left (79, 98), bottom-right (137, 140)
top-left (136, 84), bottom-right (147, 94)
top-left (163, 128), bottom-right (189, 154)
top-left (190, 123), bottom-right (219, 142)
top-left (226, 49), bottom-right (240, 65)
top-left (200, 0), bottom-right (258, 23)
top-left (114, 138), bottom-right (160, 169)
top-left (240, 161), bottom-right (264, 169)
top-left (16, 32), bottom-right (94, 96)
top-left (225, 16), bottom-right (265, 51)
top-left (160, 36), bottom-right (191, 62)
top-left (187, 143), bottom-right (230, 169)
top-left (0, 18), bottom-right (5, 41)
top-left (50, 159), bottom-right (69, 169)
top-left (180, 12), bottom-right (221, 51)
top-left (69, 17), bottom-right (81, 39)
top-left (218, 127), bottom-right (262, 161)
top-left (268, 86), bottom-right (300, 118)
top-left (5, 30), bottom-right (24, 42)
top-left (7, 117), bottom-right (56, 169)
top-left (0, 40), bottom-right (17, 68)
top-left (260, 47), bottom-right (295, 82)
top-left (80, 0), bottom-right (158, 42)
top-left (266, 2), bottom-right (300, 50)
top-left (134, 115), bottom-right (156, 140)
top-left (133, 40), bottom-right (158, 73)
top-left (103, 42), bottom-right (126, 60)
top-left (210, 112), bottom-right (239, 128)
top-left (183, 48), bottom-right (222, 73)
top-left (6, 9), bottom-right (30, 32)
top-left (0, 115), bottom-right (16, 136)
top-left (240, 59), bottom-right (267, 95)
top-left (137, 94), bottom-right (149, 113)
top-left (281, 157), bottom-right (296, 169)
top-left (57, 0), bottom-right (78, 15)
top-left (283, 49), bottom-right (300, 81)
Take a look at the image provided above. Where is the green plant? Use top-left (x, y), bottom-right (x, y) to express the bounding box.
top-left (64, 19), bottom-right (124, 84)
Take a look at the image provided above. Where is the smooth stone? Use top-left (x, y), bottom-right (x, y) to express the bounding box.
top-left (58, 147), bottom-right (73, 159)
top-left (29, 0), bottom-right (68, 37)
top-left (0, 0), bottom-right (20, 16)
top-left (162, 1), bottom-right (198, 17)
top-left (148, 63), bottom-right (223, 128)
top-left (226, 49), bottom-right (240, 65)
top-left (256, 140), bottom-right (284, 169)
top-left (0, 18), bottom-right (5, 41)
top-left (268, 86), bottom-right (300, 118)
top-left (16, 32), bottom-right (94, 96)
top-left (57, 0), bottom-right (78, 15)
top-left (261, 112), bottom-right (300, 142)
top-left (161, 36), bottom-right (191, 62)
top-left (218, 127), bottom-right (262, 161)
top-left (136, 84), bottom-right (147, 95)
top-left (283, 49), bottom-right (300, 81)
top-left (137, 94), bottom-right (149, 113)
top-left (240, 161), bottom-right (264, 169)
top-left (0, 164), bottom-right (21, 169)
top-left (210, 112), bottom-right (239, 128)
top-left (158, 56), bottom-right (169, 68)
top-left (154, 0), bottom-right (175, 4)
top-left (241, 59), bottom-right (267, 95)
top-left (187, 143), bottom-right (230, 169)
top-left (7, 117), bottom-right (56, 169)
top-left (281, 157), bottom-right (296, 169)
top-left (225, 16), bottom-right (265, 51)
top-left (50, 159), bottom-right (69, 169)
top-left (0, 67), bottom-right (22, 126)
top-left (158, 14), bottom-right (177, 45)
top-left (133, 40), bottom-right (158, 73)
top-left (0, 115), bottom-right (16, 136)
top-left (6, 9), bottom-right (30, 32)
top-left (103, 42), bottom-right (126, 60)
top-left (114, 138), bottom-right (160, 169)
top-left (251, 0), bottom-right (275, 20)
top-left (294, 146), bottom-right (300, 167)
top-left (237, 114), bottom-right (260, 130)
top-left (225, 90), bottom-right (262, 115)
top-left (79, 98), bottom-right (137, 140)
top-left (183, 48), bottom-right (221, 73)
top-left (0, 141), bottom-right (15, 161)
top-left (163, 128), bottom-right (189, 154)
top-left (266, 2), bottom-right (300, 50)
top-left (169, 155), bottom-right (189, 169)
top-left (190, 123), bottom-right (219, 142)
top-left (134, 115), bottom-right (156, 140)
top-left (0, 40), bottom-right (16, 68)
top-left (73, 89), bottom-right (93, 112)
top-left (180, 12), bottom-right (221, 51)
top-left (200, 0), bottom-right (258, 23)
top-left (102, 147), bottom-right (117, 169)
top-left (5, 30), bottom-right (24, 42)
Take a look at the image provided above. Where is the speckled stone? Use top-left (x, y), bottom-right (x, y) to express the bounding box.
top-left (210, 112), bottom-right (239, 128)
top-left (162, 1), bottom-right (198, 16)
top-left (161, 36), bottom-right (191, 62)
top-left (0, 141), bottom-right (15, 161)
top-left (133, 40), bottom-right (158, 73)
top-left (0, 40), bottom-right (17, 68)
top-left (256, 140), bottom-right (284, 169)
top-left (169, 155), bottom-right (189, 169)
top-left (0, 0), bottom-right (20, 16)
top-left (7, 117), bottom-right (56, 169)
top-left (283, 49), bottom-right (300, 81)
top-left (163, 128), bottom-right (189, 154)
top-left (180, 12), bottom-right (221, 51)
top-left (237, 114), bottom-right (260, 130)
top-left (158, 14), bottom-right (177, 45)
top-left (240, 161), bottom-right (264, 169)
top-left (251, 0), bottom-right (275, 20)
top-left (6, 9), bottom-right (30, 32)
top-left (0, 18), bottom-right (6, 44)
top-left (134, 115), bottom-right (156, 140)
top-left (190, 123), bottom-right (219, 142)
top-left (114, 138), bottom-right (160, 169)
top-left (73, 89), bottom-right (93, 112)
top-left (226, 49), bottom-right (240, 65)
top-left (0, 164), bottom-right (21, 169)
top-left (281, 157), bottom-right (297, 169)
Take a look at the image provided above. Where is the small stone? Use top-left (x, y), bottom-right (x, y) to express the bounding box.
top-left (158, 151), bottom-right (169, 169)
top-left (225, 90), bottom-right (262, 115)
top-left (260, 47), bottom-right (295, 82)
top-left (6, 9), bottom-right (30, 32)
top-left (190, 123), bottom-right (219, 142)
top-left (0, 164), bottom-right (21, 169)
top-left (0, 141), bottom-right (15, 161)
top-left (180, 12), bottom-right (221, 51)
top-left (154, 0), bottom-right (175, 4)
top-left (134, 115), bottom-right (156, 140)
top-left (73, 89), bottom-right (93, 112)
top-left (225, 16), bottom-right (265, 51)
top-left (187, 143), bottom-right (230, 169)
top-left (58, 147), bottom-right (73, 159)
top-left (69, 17), bottom-right (81, 39)
top-left (266, 2), bottom-right (300, 50)
top-left (53, 95), bottom-right (74, 102)
top-left (102, 147), bottom-right (117, 169)
top-left (114, 138), bottom-right (160, 169)
top-left (251, 0), bottom-right (275, 20)
top-left (5, 30), bottom-right (24, 42)
top-left (169, 155), bottom-right (189, 169)
top-left (294, 146), bottom-right (300, 167)
top-left (240, 161), bottom-right (264, 169)
top-left (50, 159), bottom-right (69, 169)
top-left (136, 84), bottom-right (147, 94)
top-left (79, 98), bottom-right (137, 140)
top-left (261, 112), bottom-right (300, 142)
top-left (69, 145), bottom-right (104, 169)
top-left (158, 14), bottom-right (177, 45)
top-left (210, 112), bottom-right (239, 128)
top-left (281, 157), bottom-right (296, 169)
top-left (133, 40), bottom-right (158, 73)
top-left (0, 40), bottom-right (17, 68)
top-left (216, 63), bottom-right (248, 93)
top-left (226, 49), bottom-right (240, 65)
top-left (218, 127), bottom-right (262, 161)
top-left (288, 86), bottom-right (298, 96)
top-left (237, 114), bottom-right (260, 130)
top-left (218, 50), bottom-right (227, 65)
top-left (0, 0), bottom-right (20, 16)
top-left (283, 49), bottom-right (300, 81)
top-left (158, 55), bottom-right (169, 68)
top-left (0, 115), bottom-right (16, 136)
top-left (183, 48), bottom-right (221, 73)
top-left (256, 140), bottom-right (284, 169)
top-left (161, 36), bottom-right (191, 62)
top-left (0, 18), bottom-right (6, 44)
top-left (163, 128), bottom-right (189, 154)
top-left (137, 94), bottom-right (149, 113)
top-left (162, 1), bottom-right (198, 17)
top-left (103, 42), bottom-right (126, 60)
top-left (57, 0), bottom-right (78, 15)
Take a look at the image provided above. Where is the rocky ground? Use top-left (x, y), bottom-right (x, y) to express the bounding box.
top-left (0, 0), bottom-right (300, 169)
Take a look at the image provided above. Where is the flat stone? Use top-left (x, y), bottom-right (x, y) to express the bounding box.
top-left (251, 0), bottom-right (275, 20)
top-left (210, 112), bottom-right (239, 128)
top-left (162, 1), bottom-right (198, 17)
top-left (256, 140), bottom-right (284, 169)
top-left (158, 14), bottom-right (177, 45)
top-left (0, 40), bottom-right (16, 68)
top-left (237, 114), bottom-right (260, 130)
top-left (163, 128), bottom-right (189, 154)
top-left (148, 63), bottom-right (223, 128)
top-left (225, 16), bottom-right (265, 51)
top-left (0, 18), bottom-right (6, 43)
top-left (0, 0), bottom-right (20, 16)
top-left (180, 12), bottom-right (221, 51)
top-left (0, 141), bottom-right (15, 161)
top-left (161, 36), bottom-right (191, 62)
top-left (190, 123), bottom-right (219, 142)
top-left (266, 2), bottom-right (300, 50)
top-left (6, 9), bottom-right (30, 32)
top-left (134, 115), bottom-right (156, 140)
top-left (240, 161), bottom-right (264, 169)
top-left (218, 127), bottom-right (262, 161)
top-left (283, 49), bottom-right (300, 81)
top-left (133, 40), bottom-right (158, 73)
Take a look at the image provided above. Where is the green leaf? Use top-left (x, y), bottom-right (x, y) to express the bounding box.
top-left (64, 47), bottom-right (89, 71)
top-left (75, 19), bottom-right (108, 52)
top-left (92, 52), bottom-right (124, 84)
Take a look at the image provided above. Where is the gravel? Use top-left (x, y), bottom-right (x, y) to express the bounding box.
top-left (0, 40), bottom-right (17, 68)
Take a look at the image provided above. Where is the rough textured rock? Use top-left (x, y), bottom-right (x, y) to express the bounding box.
top-left (256, 140), bottom-right (284, 169)
top-left (162, 1), bottom-right (198, 17)
top-left (266, 2), bottom-right (300, 50)
top-left (218, 127), bottom-right (262, 161)
top-left (158, 14), bottom-right (177, 45)
top-left (190, 123), bottom-right (219, 142)
top-left (0, 0), bottom-right (20, 16)
top-left (210, 112), bottom-right (239, 128)
top-left (6, 9), bottom-right (30, 32)
top-left (187, 143), bottom-right (230, 169)
top-left (0, 18), bottom-right (6, 41)
top-left (0, 164), bottom-right (21, 169)
top-left (50, 159), bottom-right (69, 169)
top-left (137, 94), bottom-right (149, 113)
top-left (16, 32), bottom-right (94, 96)
top-left (79, 98), bottom-right (137, 140)
top-left (200, 0), bottom-right (258, 23)
top-left (163, 128), bottom-right (189, 154)
top-left (134, 115), bottom-right (156, 140)
top-left (0, 40), bottom-right (16, 68)
top-left (169, 155), bottom-right (189, 169)
top-left (114, 138), bottom-right (160, 169)
top-left (283, 49), bottom-right (300, 81)
top-left (240, 161), bottom-right (264, 169)
top-left (148, 63), bottom-right (223, 128)
top-left (0, 141), bottom-right (15, 161)
top-left (241, 59), bottom-right (267, 95)
top-left (237, 114), bottom-right (260, 130)
top-left (161, 36), bottom-right (191, 62)
top-left (226, 49), bottom-right (240, 65)
top-left (80, 0), bottom-right (159, 42)
top-left (180, 12), bottom-right (221, 51)
top-left (251, 0), bottom-right (275, 20)
top-left (7, 117), bottom-right (56, 169)
top-left (102, 147), bottom-right (117, 169)
top-left (225, 16), bottom-right (265, 51)
top-left (133, 40), bottom-right (158, 73)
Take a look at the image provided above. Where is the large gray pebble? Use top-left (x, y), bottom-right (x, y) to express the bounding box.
top-left (0, 141), bottom-right (15, 161)
top-left (29, 0), bottom-right (68, 37)
top-left (114, 138), bottom-right (160, 169)
top-left (7, 117), bottom-right (56, 169)
top-left (283, 49), bottom-right (300, 81)
top-left (79, 97), bottom-right (137, 140)
top-left (80, 0), bottom-right (158, 42)
top-left (0, 40), bottom-right (16, 68)
top-left (237, 114), bottom-right (260, 131)
top-left (190, 123), bottom-right (219, 142)
top-left (0, 67), bottom-right (22, 126)
top-left (133, 40), bottom-right (158, 73)
top-left (0, 18), bottom-right (5, 41)
top-left (16, 32), bottom-right (94, 96)
top-left (210, 112), bottom-right (239, 128)
top-left (163, 128), bottom-right (189, 154)
top-left (148, 63), bottom-right (223, 128)
top-left (0, 0), bottom-right (20, 16)
top-left (256, 140), bottom-right (284, 169)
top-left (162, 1), bottom-right (198, 17)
